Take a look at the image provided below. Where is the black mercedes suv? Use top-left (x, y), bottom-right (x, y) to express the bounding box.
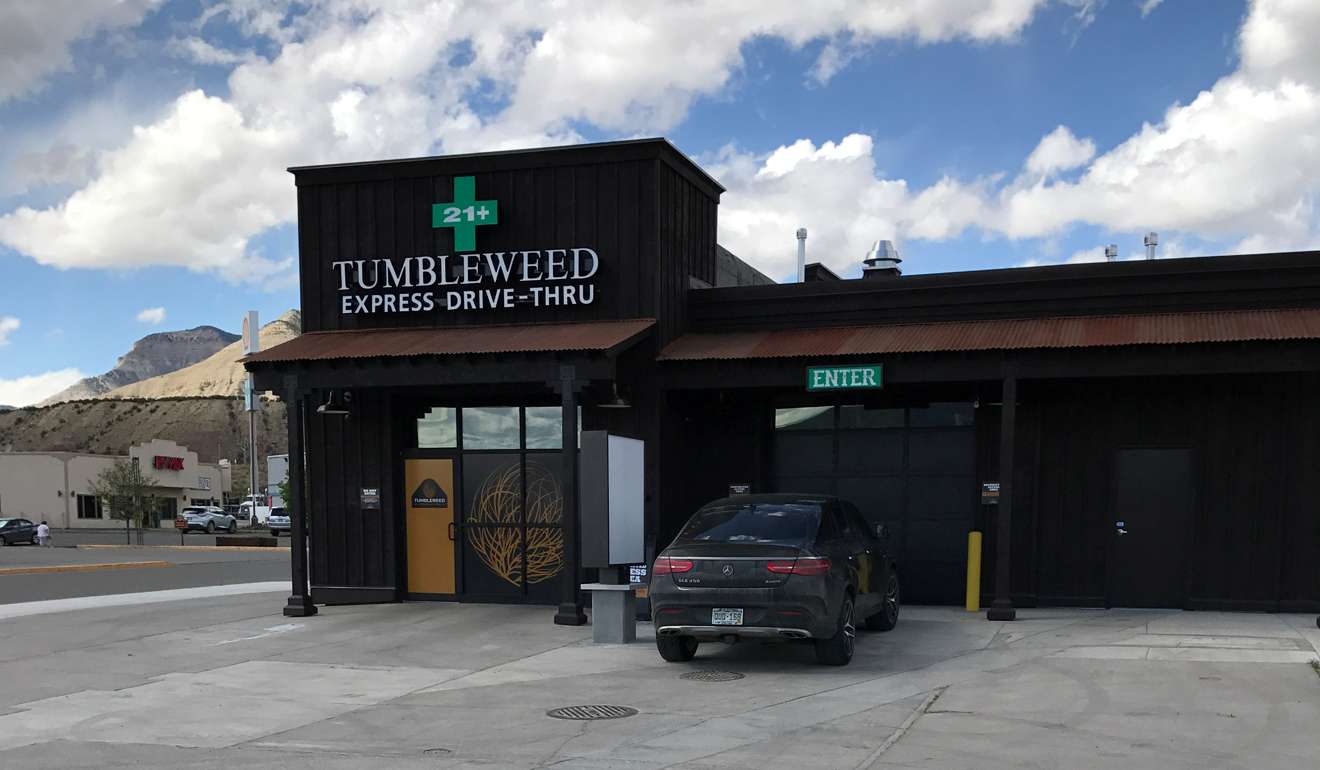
top-left (649, 494), bottom-right (900, 666)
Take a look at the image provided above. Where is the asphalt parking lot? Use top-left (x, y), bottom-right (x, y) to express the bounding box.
top-left (0, 541), bottom-right (290, 604)
top-left (21, 526), bottom-right (284, 549)
top-left (0, 593), bottom-right (1315, 769)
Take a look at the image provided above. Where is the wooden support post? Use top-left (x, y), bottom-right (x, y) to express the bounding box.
top-left (553, 365), bottom-right (587, 626)
top-left (283, 376), bottom-right (317, 617)
top-left (987, 370), bottom-right (1017, 622)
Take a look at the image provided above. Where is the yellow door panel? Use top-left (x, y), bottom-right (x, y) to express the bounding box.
top-left (405, 458), bottom-right (456, 594)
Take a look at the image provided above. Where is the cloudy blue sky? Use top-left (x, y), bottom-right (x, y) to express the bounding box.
top-left (1, 0), bottom-right (1316, 405)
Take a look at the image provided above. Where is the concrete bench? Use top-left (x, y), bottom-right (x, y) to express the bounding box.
top-left (581, 582), bottom-right (637, 644)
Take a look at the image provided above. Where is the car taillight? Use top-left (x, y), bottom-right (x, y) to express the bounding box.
top-left (652, 556), bottom-right (693, 576)
top-left (767, 558), bottom-right (831, 576)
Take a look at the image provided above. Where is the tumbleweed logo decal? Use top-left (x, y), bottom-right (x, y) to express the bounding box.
top-left (411, 478), bottom-right (449, 508)
top-left (467, 461), bottom-right (564, 587)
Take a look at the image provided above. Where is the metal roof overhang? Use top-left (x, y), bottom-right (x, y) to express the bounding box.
top-left (659, 309), bottom-right (1320, 360)
top-left (657, 308), bottom-right (1320, 387)
top-left (245, 318), bottom-right (654, 392)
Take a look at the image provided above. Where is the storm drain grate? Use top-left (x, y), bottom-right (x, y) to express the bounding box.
top-left (421, 747), bottom-right (452, 756)
top-left (680, 670), bottom-right (745, 683)
top-left (546, 705), bottom-right (639, 721)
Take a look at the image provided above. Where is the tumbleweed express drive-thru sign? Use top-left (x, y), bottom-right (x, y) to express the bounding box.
top-left (334, 175), bottom-right (599, 316)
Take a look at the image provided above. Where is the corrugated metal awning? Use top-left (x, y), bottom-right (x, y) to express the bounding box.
top-left (658, 308), bottom-right (1320, 361)
top-left (245, 318), bottom-right (654, 365)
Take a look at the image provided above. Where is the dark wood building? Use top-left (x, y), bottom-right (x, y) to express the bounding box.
top-left (246, 138), bottom-right (1320, 620)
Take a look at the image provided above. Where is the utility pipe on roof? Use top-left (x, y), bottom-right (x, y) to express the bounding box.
top-left (796, 228), bottom-right (807, 283)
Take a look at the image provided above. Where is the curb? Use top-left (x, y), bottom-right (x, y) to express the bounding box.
top-left (76, 545), bottom-right (291, 553)
top-left (0, 561), bottom-right (172, 576)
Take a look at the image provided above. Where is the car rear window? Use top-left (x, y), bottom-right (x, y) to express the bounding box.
top-left (676, 502), bottom-right (821, 546)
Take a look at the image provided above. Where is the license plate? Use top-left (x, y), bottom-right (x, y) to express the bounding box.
top-left (711, 608), bottom-right (744, 626)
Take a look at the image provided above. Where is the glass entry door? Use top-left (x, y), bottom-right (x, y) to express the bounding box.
top-left (404, 456), bottom-right (458, 596)
top-left (461, 453), bottom-right (566, 603)
top-left (412, 404), bottom-right (569, 603)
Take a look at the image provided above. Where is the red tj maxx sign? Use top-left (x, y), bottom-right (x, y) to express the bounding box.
top-left (153, 455), bottom-right (184, 471)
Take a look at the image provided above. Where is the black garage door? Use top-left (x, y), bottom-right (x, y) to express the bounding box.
top-left (771, 403), bottom-right (976, 604)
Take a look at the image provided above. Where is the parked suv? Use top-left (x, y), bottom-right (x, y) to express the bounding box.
top-left (266, 507), bottom-right (290, 536)
top-left (649, 494), bottom-right (899, 666)
top-left (177, 506), bottom-right (237, 534)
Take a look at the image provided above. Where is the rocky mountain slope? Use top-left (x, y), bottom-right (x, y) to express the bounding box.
top-left (0, 397), bottom-right (287, 463)
top-left (102, 310), bottom-right (300, 399)
top-left (40, 326), bottom-right (240, 405)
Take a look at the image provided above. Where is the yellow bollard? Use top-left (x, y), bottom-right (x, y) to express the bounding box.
top-left (965, 531), bottom-right (982, 612)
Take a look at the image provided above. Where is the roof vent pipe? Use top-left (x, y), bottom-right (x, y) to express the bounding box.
top-left (1104, 244), bottom-right (1118, 262)
top-left (796, 228), bottom-right (807, 282)
top-left (862, 239), bottom-right (903, 280)
top-left (1144, 232), bottom-right (1158, 260)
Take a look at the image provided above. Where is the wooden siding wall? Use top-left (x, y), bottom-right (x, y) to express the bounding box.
top-left (295, 155), bottom-right (718, 346)
top-left (981, 374), bottom-right (1320, 611)
top-left (654, 162), bottom-right (718, 343)
top-left (304, 388), bottom-right (397, 590)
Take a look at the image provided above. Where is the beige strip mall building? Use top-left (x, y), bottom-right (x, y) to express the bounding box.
top-left (0, 439), bottom-right (230, 529)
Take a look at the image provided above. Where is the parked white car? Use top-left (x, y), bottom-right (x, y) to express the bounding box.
top-left (177, 506), bottom-right (237, 534)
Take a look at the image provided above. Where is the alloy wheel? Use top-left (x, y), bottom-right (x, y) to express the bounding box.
top-left (885, 575), bottom-right (900, 621)
top-left (842, 601), bottom-right (856, 657)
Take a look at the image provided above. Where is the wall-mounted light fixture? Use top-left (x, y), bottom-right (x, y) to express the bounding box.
top-left (317, 389), bottom-right (352, 417)
top-left (597, 382), bottom-right (631, 409)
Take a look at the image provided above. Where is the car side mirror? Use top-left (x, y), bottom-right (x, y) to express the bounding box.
top-left (875, 524), bottom-right (888, 539)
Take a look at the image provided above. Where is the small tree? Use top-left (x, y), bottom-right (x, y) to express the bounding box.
top-left (90, 459), bottom-right (154, 544)
top-left (277, 476), bottom-right (291, 508)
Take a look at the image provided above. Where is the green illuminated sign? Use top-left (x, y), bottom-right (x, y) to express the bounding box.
top-left (432, 176), bottom-right (498, 251)
top-left (806, 364), bottom-right (883, 391)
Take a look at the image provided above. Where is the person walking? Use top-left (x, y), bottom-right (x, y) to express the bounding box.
top-left (36, 521), bottom-right (51, 547)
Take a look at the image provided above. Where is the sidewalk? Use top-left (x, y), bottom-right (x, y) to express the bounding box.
top-left (0, 598), bottom-right (1314, 769)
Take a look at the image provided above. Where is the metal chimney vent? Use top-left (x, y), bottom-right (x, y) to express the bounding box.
top-left (862, 239), bottom-right (902, 279)
top-left (795, 228), bottom-right (808, 283)
top-left (1144, 232), bottom-right (1159, 260)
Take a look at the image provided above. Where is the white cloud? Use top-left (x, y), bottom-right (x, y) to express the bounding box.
top-left (710, 134), bottom-right (995, 278)
top-left (0, 0), bottom-right (1056, 284)
top-left (0, 0), bottom-right (162, 104)
top-left (0, 368), bottom-right (84, 408)
top-left (8, 141), bottom-right (97, 191)
top-left (717, 0), bottom-right (1320, 274)
top-left (0, 316), bottom-right (18, 346)
top-left (136, 307), bottom-right (166, 325)
top-left (166, 36), bottom-right (254, 67)
top-left (1139, 0), bottom-right (1164, 16)
top-left (17, 0), bottom-right (1320, 284)
top-left (1024, 125), bottom-right (1096, 176)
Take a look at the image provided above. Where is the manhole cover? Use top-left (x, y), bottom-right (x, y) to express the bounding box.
top-left (680, 670), bottom-right (745, 683)
top-left (546, 705), bottom-right (638, 721)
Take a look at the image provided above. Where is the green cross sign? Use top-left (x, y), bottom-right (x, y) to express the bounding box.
top-left (432, 176), bottom-right (498, 252)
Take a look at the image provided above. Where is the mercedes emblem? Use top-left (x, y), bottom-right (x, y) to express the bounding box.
top-left (721, 564), bottom-right (734, 577)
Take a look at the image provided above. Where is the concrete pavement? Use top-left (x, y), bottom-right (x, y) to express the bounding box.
top-left (0, 596), bottom-right (1315, 769)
